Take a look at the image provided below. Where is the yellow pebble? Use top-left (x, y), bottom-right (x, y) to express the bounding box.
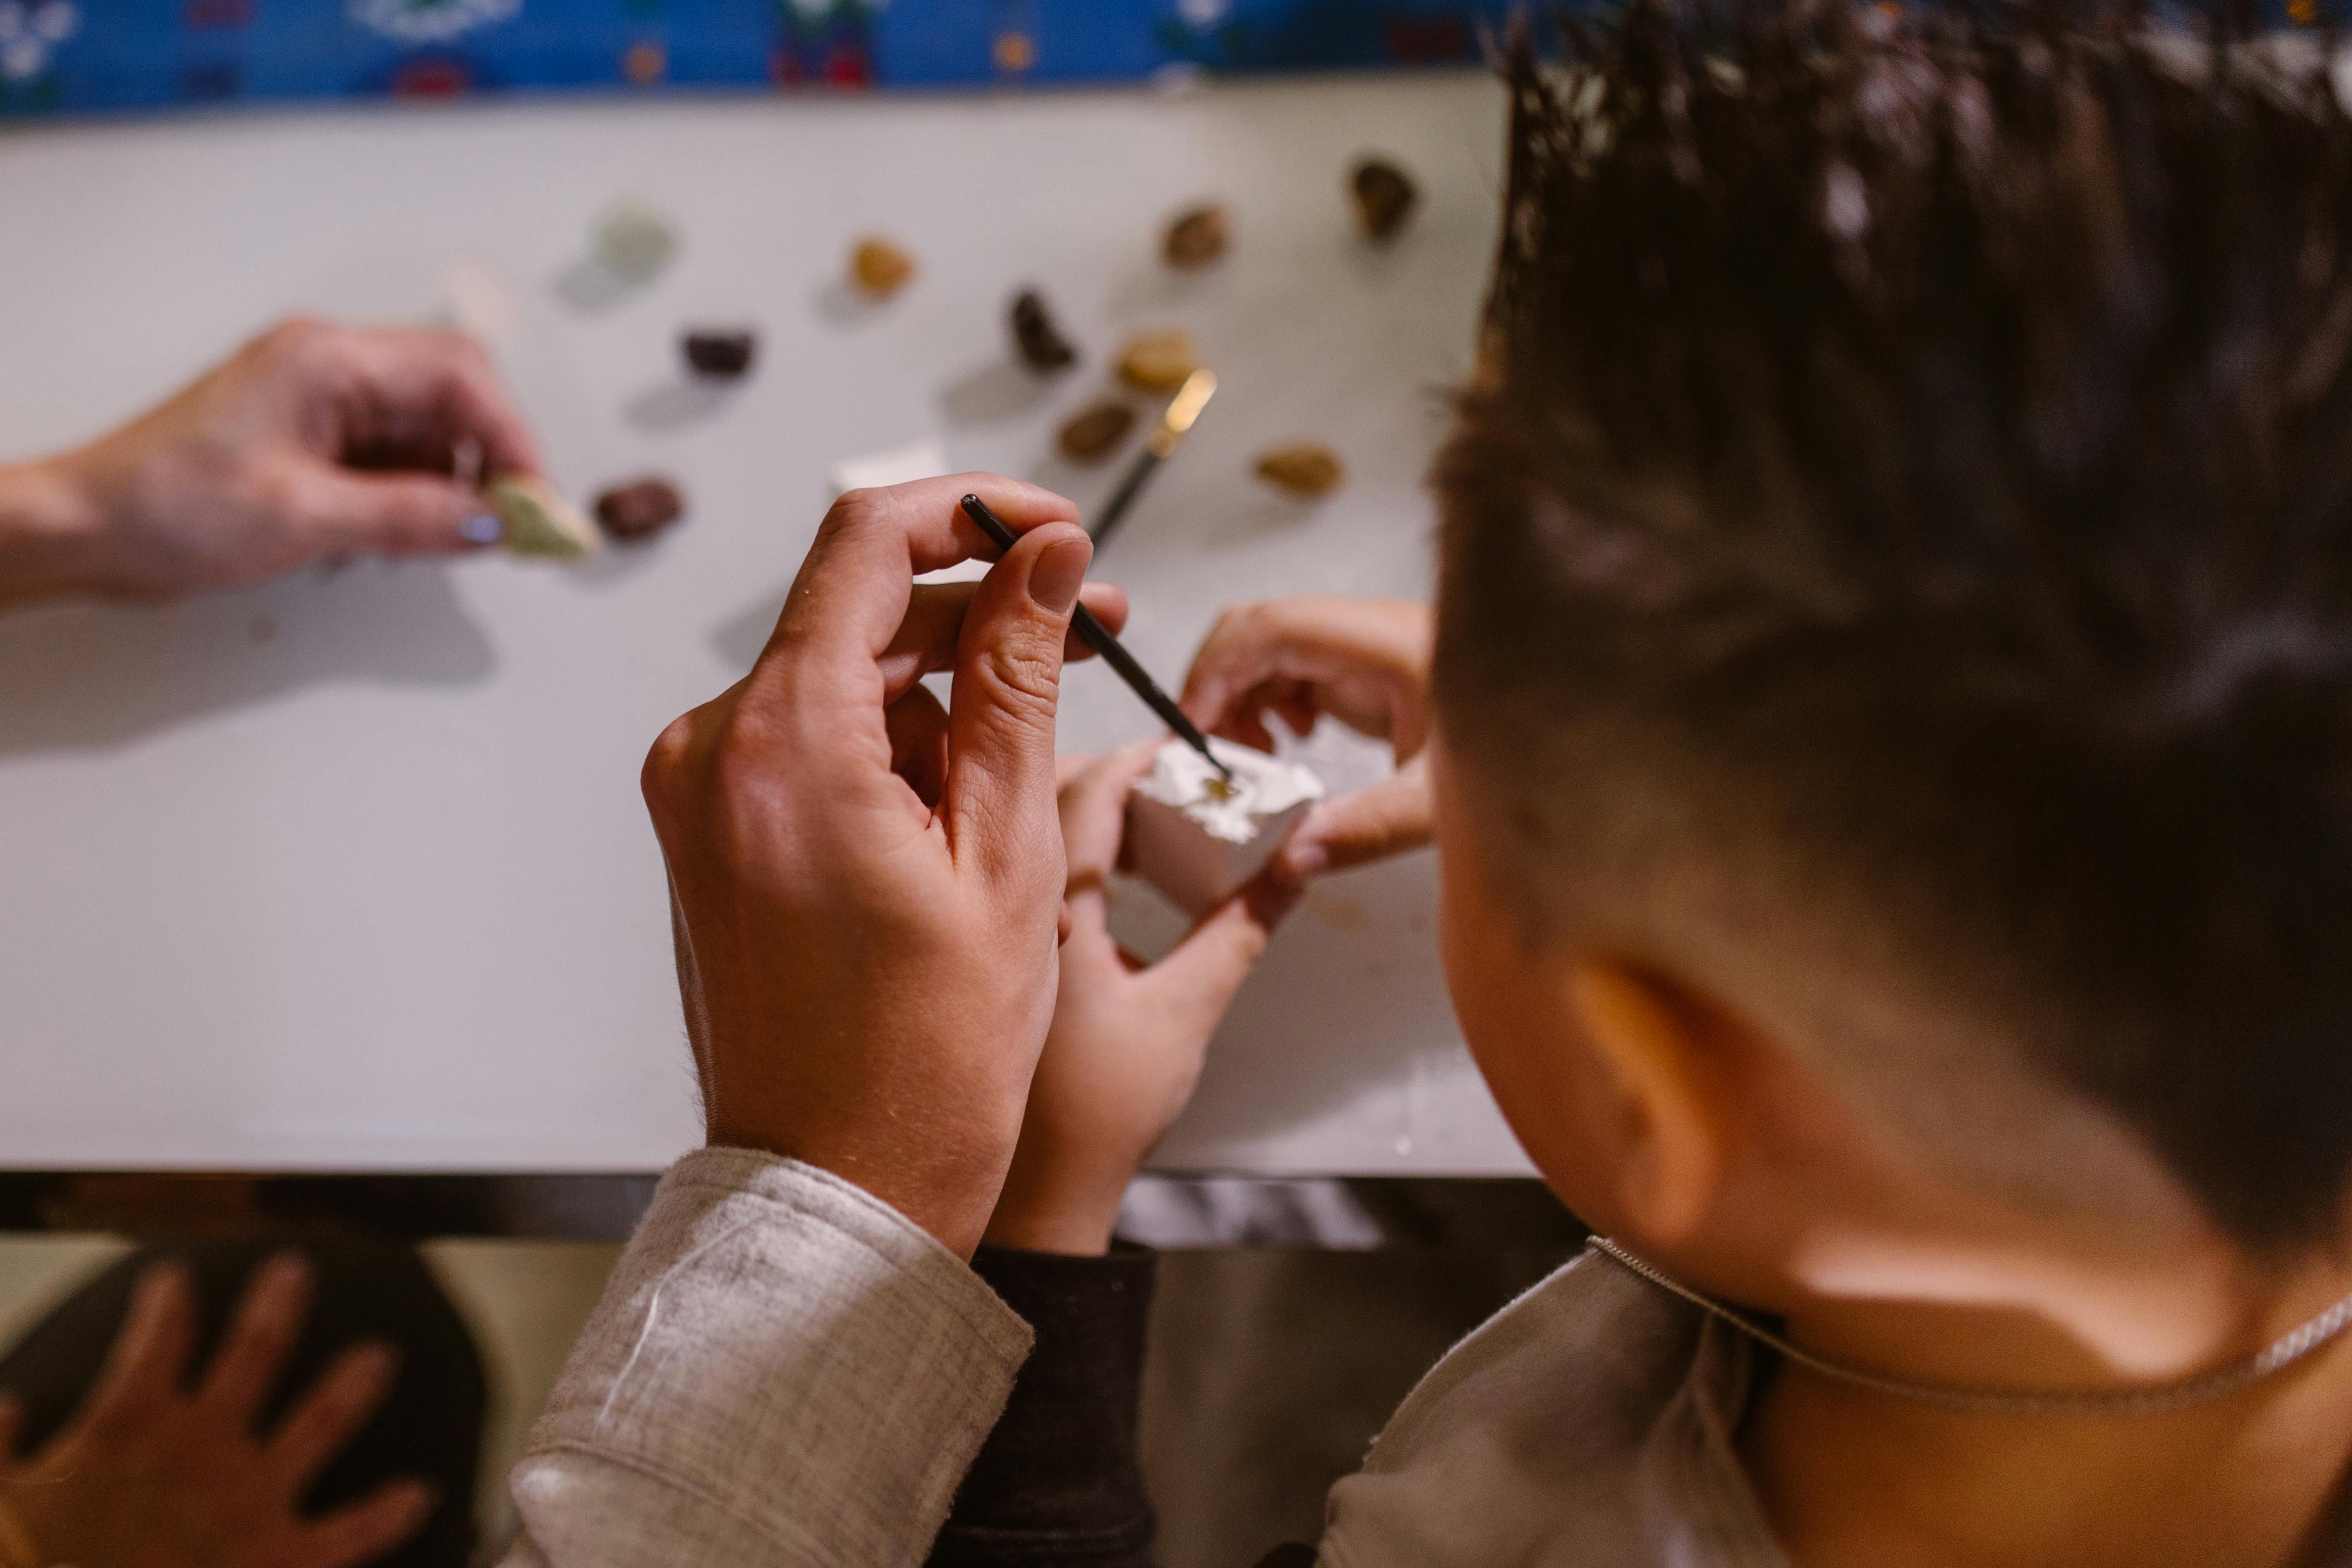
top-left (1118, 330), bottom-right (1202, 394)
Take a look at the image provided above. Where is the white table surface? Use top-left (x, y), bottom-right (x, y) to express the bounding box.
top-left (0, 71), bottom-right (1533, 1176)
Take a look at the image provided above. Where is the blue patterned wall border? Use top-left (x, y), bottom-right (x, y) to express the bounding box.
top-left (0, 1), bottom-right (1531, 118)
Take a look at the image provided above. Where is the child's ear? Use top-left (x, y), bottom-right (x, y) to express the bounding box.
top-left (1566, 960), bottom-right (1729, 1246)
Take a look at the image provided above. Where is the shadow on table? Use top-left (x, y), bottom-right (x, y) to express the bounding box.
top-left (939, 358), bottom-right (1053, 426)
top-left (1114, 847), bottom-right (1459, 1156)
top-left (622, 377), bottom-right (736, 435)
top-left (0, 562), bottom-right (494, 757)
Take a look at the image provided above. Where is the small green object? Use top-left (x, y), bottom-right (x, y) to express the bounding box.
top-left (486, 476), bottom-right (599, 561)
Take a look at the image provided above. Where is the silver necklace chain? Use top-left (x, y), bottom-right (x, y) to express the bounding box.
top-left (1586, 1234), bottom-right (2352, 1416)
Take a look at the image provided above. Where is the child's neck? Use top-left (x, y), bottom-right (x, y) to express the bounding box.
top-left (1742, 1281), bottom-right (2352, 1567)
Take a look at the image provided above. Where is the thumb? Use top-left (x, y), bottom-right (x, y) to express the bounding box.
top-left (945, 520), bottom-right (1093, 890)
top-left (1273, 754), bottom-right (1434, 886)
top-left (298, 466), bottom-right (501, 559)
top-left (1059, 739), bottom-right (1163, 893)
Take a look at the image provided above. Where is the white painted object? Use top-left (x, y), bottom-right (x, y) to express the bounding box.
top-left (1127, 738), bottom-right (1322, 915)
top-left (827, 436), bottom-right (949, 498)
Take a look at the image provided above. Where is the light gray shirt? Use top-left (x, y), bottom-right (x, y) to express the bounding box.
top-left (502, 1147), bottom-right (2352, 1568)
top-left (1324, 1253), bottom-right (1785, 1566)
top-left (497, 1145), bottom-right (1789, 1567)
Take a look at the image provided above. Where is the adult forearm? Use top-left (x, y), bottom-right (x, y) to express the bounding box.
top-left (0, 451), bottom-right (110, 609)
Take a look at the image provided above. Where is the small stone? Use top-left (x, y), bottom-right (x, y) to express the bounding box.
top-left (1010, 289), bottom-right (1078, 371)
top-left (1057, 402), bottom-right (1138, 463)
top-left (683, 328), bottom-right (757, 379)
top-left (593, 476), bottom-right (687, 543)
top-left (1350, 157), bottom-right (1419, 242)
top-left (993, 30), bottom-right (1036, 72)
top-left (1117, 329), bottom-right (1201, 393)
top-left (596, 200), bottom-right (678, 280)
top-left (852, 237), bottom-right (915, 298)
top-left (1255, 443), bottom-right (1345, 498)
top-left (486, 474), bottom-right (599, 560)
top-left (623, 41), bottom-right (666, 84)
top-left (1163, 204), bottom-right (1230, 268)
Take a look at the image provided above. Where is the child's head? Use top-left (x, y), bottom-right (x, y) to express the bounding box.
top-left (1430, 6), bottom-right (2352, 1348)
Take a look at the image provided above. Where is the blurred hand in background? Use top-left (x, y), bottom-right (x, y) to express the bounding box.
top-left (0, 317), bottom-right (540, 608)
top-left (0, 1255), bottom-right (433, 1568)
top-left (642, 474), bottom-right (1129, 1260)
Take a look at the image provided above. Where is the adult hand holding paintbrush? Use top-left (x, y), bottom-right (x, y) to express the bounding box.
top-left (642, 474), bottom-right (1127, 1258)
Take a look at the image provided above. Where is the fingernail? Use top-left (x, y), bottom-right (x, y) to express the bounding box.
top-left (1030, 538), bottom-right (1090, 615)
top-left (131, 1261), bottom-right (185, 1318)
top-left (255, 1250), bottom-right (311, 1299)
top-left (459, 512), bottom-right (503, 546)
top-left (1279, 840), bottom-right (1328, 885)
top-left (395, 1479), bottom-right (441, 1520)
top-left (350, 1341), bottom-right (400, 1389)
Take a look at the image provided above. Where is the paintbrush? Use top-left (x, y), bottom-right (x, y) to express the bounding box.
top-left (959, 492), bottom-right (1233, 784)
top-left (1089, 369), bottom-right (1216, 548)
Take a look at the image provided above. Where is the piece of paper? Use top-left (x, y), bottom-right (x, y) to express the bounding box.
top-left (827, 436), bottom-right (948, 497)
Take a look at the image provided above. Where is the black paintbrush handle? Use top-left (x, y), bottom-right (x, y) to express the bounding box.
top-left (959, 493), bottom-right (1232, 781)
top-left (1089, 448), bottom-right (1163, 547)
top-left (1068, 605), bottom-right (1229, 773)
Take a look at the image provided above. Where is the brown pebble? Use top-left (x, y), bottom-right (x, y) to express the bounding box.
top-left (1350, 157), bottom-right (1419, 242)
top-left (594, 476), bottom-right (687, 543)
top-left (851, 237), bottom-right (915, 298)
top-left (683, 328), bottom-right (757, 378)
top-left (1010, 289), bottom-right (1078, 371)
top-left (1057, 402), bottom-right (1138, 463)
top-left (1163, 204), bottom-right (1230, 268)
top-left (1117, 330), bottom-right (1201, 394)
top-left (1255, 443), bottom-right (1345, 498)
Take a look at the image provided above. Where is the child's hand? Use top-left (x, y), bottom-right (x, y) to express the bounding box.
top-left (0, 1256), bottom-right (434, 1568)
top-left (1180, 596), bottom-right (1435, 888)
top-left (983, 742), bottom-right (1293, 1255)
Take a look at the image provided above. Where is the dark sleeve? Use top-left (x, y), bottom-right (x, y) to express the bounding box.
top-left (927, 1242), bottom-right (1158, 1568)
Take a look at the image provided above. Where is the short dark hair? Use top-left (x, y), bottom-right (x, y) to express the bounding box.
top-left (1435, 3), bottom-right (2352, 1251)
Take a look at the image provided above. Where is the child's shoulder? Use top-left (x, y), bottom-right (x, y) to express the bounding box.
top-left (1366, 1249), bottom-right (1703, 1472)
top-left (1321, 1248), bottom-right (1784, 1568)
